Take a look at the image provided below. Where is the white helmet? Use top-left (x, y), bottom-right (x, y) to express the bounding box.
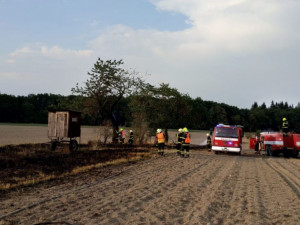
top-left (206, 133), bottom-right (209, 136)
top-left (178, 128), bottom-right (182, 132)
top-left (130, 130), bottom-right (133, 132)
top-left (157, 128), bottom-right (162, 133)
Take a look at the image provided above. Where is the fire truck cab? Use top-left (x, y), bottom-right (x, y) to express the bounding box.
top-left (212, 124), bottom-right (243, 155)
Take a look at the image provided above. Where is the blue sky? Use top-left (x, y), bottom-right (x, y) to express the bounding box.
top-left (1, 0), bottom-right (300, 108)
top-left (0, 0), bottom-right (187, 51)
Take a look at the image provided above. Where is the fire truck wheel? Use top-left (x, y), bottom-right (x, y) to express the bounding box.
top-left (266, 145), bottom-right (273, 156)
top-left (284, 150), bottom-right (292, 158)
top-left (266, 145), bottom-right (270, 156)
top-left (69, 140), bottom-right (78, 151)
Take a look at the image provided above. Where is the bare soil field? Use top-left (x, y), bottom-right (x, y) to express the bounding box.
top-left (1, 148), bottom-right (300, 225)
top-left (0, 125), bottom-right (299, 225)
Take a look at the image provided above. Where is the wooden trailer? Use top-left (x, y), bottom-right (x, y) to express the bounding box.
top-left (48, 110), bottom-right (81, 151)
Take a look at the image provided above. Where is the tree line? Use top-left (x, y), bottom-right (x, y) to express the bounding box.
top-left (1, 92), bottom-right (299, 132)
top-left (1, 58), bottom-right (299, 135)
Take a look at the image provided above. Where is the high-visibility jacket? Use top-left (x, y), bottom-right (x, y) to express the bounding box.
top-left (129, 132), bottom-right (134, 140)
top-left (282, 121), bottom-right (288, 129)
top-left (183, 133), bottom-right (190, 144)
top-left (207, 136), bottom-right (211, 144)
top-left (156, 132), bottom-right (165, 143)
top-left (119, 130), bottom-right (125, 138)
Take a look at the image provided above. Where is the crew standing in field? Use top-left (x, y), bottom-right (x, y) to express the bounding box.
top-left (180, 127), bottom-right (191, 157)
top-left (176, 128), bottom-right (183, 156)
top-left (156, 129), bottom-right (165, 156)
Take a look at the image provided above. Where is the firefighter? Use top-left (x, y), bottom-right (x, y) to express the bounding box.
top-left (282, 117), bottom-right (289, 134)
top-left (118, 128), bottom-right (125, 144)
top-left (181, 127), bottom-right (191, 157)
top-left (176, 128), bottom-right (183, 156)
top-left (206, 133), bottom-right (211, 151)
top-left (254, 135), bottom-right (260, 154)
top-left (128, 130), bottom-right (134, 145)
top-left (156, 129), bottom-right (165, 156)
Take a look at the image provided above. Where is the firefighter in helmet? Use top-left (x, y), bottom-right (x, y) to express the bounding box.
top-left (282, 117), bottom-right (289, 134)
top-left (128, 130), bottom-right (134, 145)
top-left (156, 128), bottom-right (165, 156)
top-left (118, 128), bottom-right (125, 144)
top-left (176, 128), bottom-right (183, 156)
top-left (206, 133), bottom-right (211, 151)
top-left (180, 127), bottom-right (191, 157)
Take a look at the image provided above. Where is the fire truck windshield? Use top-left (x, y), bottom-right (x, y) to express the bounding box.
top-left (215, 127), bottom-right (239, 138)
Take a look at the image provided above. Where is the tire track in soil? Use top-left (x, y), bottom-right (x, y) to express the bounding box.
top-left (123, 155), bottom-right (227, 225)
top-left (7, 154), bottom-right (209, 224)
top-left (288, 158), bottom-right (300, 167)
top-left (3, 155), bottom-right (183, 224)
top-left (84, 156), bottom-right (213, 225)
top-left (222, 157), bottom-right (267, 225)
top-left (68, 155), bottom-right (204, 223)
top-left (2, 152), bottom-right (300, 225)
top-left (259, 157), bottom-right (300, 225)
top-left (264, 158), bottom-right (300, 198)
top-left (280, 158), bottom-right (300, 178)
top-left (180, 155), bottom-right (236, 223)
top-left (190, 155), bottom-right (242, 225)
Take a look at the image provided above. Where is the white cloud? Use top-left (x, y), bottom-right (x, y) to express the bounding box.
top-left (10, 45), bottom-right (93, 59)
top-left (5, 59), bottom-right (15, 64)
top-left (0, 72), bottom-right (22, 80)
top-left (87, 0), bottom-right (300, 107)
top-left (2, 44), bottom-right (95, 96)
top-left (10, 47), bottom-right (35, 57)
top-left (2, 0), bottom-right (300, 108)
top-left (40, 45), bottom-right (94, 59)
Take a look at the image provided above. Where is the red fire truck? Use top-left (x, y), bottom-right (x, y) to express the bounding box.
top-left (249, 131), bottom-right (300, 157)
top-left (211, 124), bottom-right (243, 155)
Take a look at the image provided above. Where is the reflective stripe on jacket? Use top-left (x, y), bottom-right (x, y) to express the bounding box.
top-left (157, 133), bottom-right (165, 143)
top-left (282, 121), bottom-right (288, 129)
top-left (177, 132), bottom-right (183, 143)
top-left (207, 136), bottom-right (211, 144)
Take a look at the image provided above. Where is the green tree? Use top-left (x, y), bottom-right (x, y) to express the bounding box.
top-left (130, 83), bottom-right (191, 142)
top-left (72, 58), bottom-right (144, 142)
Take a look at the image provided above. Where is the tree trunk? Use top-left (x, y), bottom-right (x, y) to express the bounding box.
top-left (111, 114), bottom-right (119, 143)
top-left (164, 128), bottom-right (169, 144)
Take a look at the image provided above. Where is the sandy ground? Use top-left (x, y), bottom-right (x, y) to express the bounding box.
top-left (1, 149), bottom-right (300, 225)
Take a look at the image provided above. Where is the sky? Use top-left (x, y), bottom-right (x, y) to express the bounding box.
top-left (1, 0), bottom-right (300, 109)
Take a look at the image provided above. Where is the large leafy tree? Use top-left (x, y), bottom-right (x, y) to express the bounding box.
top-left (72, 58), bottom-right (144, 141)
top-left (130, 83), bottom-right (192, 142)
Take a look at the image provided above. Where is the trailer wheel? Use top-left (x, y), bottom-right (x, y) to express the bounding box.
top-left (51, 141), bottom-right (58, 151)
top-left (69, 140), bottom-right (78, 151)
